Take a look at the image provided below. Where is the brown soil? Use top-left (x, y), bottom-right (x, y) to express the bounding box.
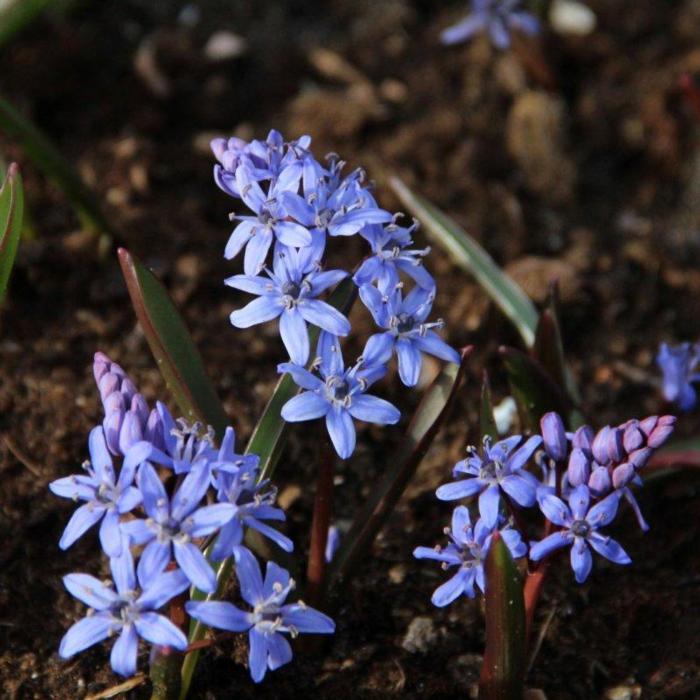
top-left (1, 1), bottom-right (700, 698)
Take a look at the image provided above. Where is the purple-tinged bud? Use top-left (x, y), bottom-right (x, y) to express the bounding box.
top-left (639, 415), bottom-right (659, 437)
top-left (119, 411), bottom-right (144, 454)
top-left (145, 408), bottom-right (165, 452)
top-left (540, 412), bottom-right (567, 462)
top-left (622, 421), bottom-right (645, 453)
top-left (628, 447), bottom-right (653, 469)
top-left (658, 415), bottom-right (677, 427)
top-left (98, 372), bottom-right (120, 402)
top-left (591, 426), bottom-right (613, 465)
top-left (131, 394), bottom-right (149, 425)
top-left (103, 412), bottom-right (123, 455)
top-left (648, 422), bottom-right (676, 449)
top-left (120, 378), bottom-right (137, 404)
top-left (588, 465), bottom-right (612, 497)
top-left (210, 137), bottom-right (228, 162)
top-left (103, 392), bottom-right (126, 416)
top-left (607, 427), bottom-right (626, 463)
top-left (572, 425), bottom-right (594, 454)
top-left (612, 462), bottom-right (635, 489)
top-left (93, 352), bottom-right (111, 384)
top-left (567, 448), bottom-right (590, 486)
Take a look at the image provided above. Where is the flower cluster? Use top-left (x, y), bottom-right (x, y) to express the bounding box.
top-left (213, 130), bottom-right (460, 458)
top-left (51, 353), bottom-right (332, 680)
top-left (415, 410), bottom-right (676, 603)
top-left (440, 0), bottom-right (540, 50)
top-left (657, 341), bottom-right (700, 411)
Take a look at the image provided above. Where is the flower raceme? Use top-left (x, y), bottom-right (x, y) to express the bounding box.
top-left (415, 408), bottom-right (676, 603)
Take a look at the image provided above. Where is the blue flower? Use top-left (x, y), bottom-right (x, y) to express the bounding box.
top-left (121, 462), bottom-right (235, 593)
top-left (441, 0), bottom-right (540, 50)
top-left (227, 244), bottom-right (350, 364)
top-left (354, 220), bottom-right (435, 291)
top-left (359, 283), bottom-right (460, 386)
top-left (656, 341), bottom-right (700, 411)
top-left (436, 434), bottom-right (542, 527)
top-left (413, 505), bottom-right (526, 606)
top-left (185, 548), bottom-right (335, 683)
top-left (59, 550), bottom-right (189, 677)
top-left (226, 164), bottom-right (310, 275)
top-left (210, 451), bottom-right (293, 561)
top-left (49, 426), bottom-right (148, 557)
top-left (279, 332), bottom-right (400, 458)
top-left (530, 485), bottom-right (631, 583)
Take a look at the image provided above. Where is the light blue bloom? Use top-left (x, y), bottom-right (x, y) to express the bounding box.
top-left (59, 550), bottom-right (189, 677)
top-left (279, 332), bottom-right (400, 458)
top-left (186, 547), bottom-right (334, 683)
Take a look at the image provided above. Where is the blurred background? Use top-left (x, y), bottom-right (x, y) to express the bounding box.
top-left (1, 1), bottom-right (700, 698)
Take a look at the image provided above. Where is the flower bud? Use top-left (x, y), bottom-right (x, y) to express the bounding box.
top-left (648, 422), bottom-right (675, 449)
top-left (612, 462), bottom-right (635, 489)
top-left (540, 412), bottom-right (567, 462)
top-left (607, 427), bottom-right (625, 463)
top-left (567, 448), bottom-right (590, 486)
top-left (639, 415), bottom-right (659, 437)
top-left (103, 412), bottom-right (123, 455)
top-left (622, 421), bottom-right (645, 453)
top-left (628, 447), bottom-right (652, 469)
top-left (131, 394), bottom-right (149, 425)
top-left (98, 372), bottom-right (120, 402)
top-left (588, 465), bottom-right (611, 497)
top-left (572, 425), bottom-right (594, 453)
top-left (591, 426), bottom-right (612, 465)
top-left (119, 411), bottom-right (144, 454)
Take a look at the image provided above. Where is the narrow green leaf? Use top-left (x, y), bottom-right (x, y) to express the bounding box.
top-left (480, 371), bottom-right (498, 441)
top-left (479, 532), bottom-right (526, 700)
top-left (390, 176), bottom-right (538, 347)
top-left (118, 247), bottom-right (229, 438)
top-left (0, 93), bottom-right (114, 248)
top-left (0, 0), bottom-right (52, 47)
top-left (178, 278), bottom-right (357, 700)
top-left (0, 163), bottom-right (23, 302)
top-left (500, 345), bottom-right (569, 432)
top-left (327, 347), bottom-right (472, 590)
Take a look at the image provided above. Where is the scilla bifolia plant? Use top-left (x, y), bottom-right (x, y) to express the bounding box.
top-left (50, 131), bottom-right (462, 696)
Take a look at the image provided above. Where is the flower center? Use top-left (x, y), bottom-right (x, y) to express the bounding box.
top-left (281, 281), bottom-right (302, 300)
top-left (395, 313), bottom-right (415, 334)
top-left (315, 207), bottom-right (333, 229)
top-left (570, 519), bottom-right (590, 537)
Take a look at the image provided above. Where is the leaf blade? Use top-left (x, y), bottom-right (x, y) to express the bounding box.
top-left (0, 163), bottom-right (24, 302)
top-left (479, 532), bottom-right (526, 700)
top-left (118, 248), bottom-right (229, 438)
top-left (390, 176), bottom-right (538, 347)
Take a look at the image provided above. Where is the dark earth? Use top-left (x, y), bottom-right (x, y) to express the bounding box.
top-left (2, 1), bottom-right (700, 698)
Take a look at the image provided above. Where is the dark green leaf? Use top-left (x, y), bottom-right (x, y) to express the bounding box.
top-left (0, 163), bottom-right (23, 302)
top-left (118, 248), bottom-right (229, 438)
top-left (480, 371), bottom-right (498, 441)
top-left (327, 347), bottom-right (472, 591)
top-left (479, 532), bottom-right (526, 700)
top-left (500, 345), bottom-right (569, 432)
top-left (390, 176), bottom-right (538, 347)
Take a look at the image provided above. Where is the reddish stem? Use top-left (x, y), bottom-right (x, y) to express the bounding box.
top-left (680, 74), bottom-right (700, 123)
top-left (523, 518), bottom-right (554, 645)
top-left (305, 442), bottom-right (335, 607)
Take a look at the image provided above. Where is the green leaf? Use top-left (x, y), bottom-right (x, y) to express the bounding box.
top-left (0, 0), bottom-right (52, 47)
top-left (480, 371), bottom-right (498, 441)
top-left (178, 277), bottom-right (357, 700)
top-left (327, 347), bottom-right (472, 591)
top-left (479, 532), bottom-right (526, 700)
top-left (118, 248), bottom-right (229, 438)
top-left (0, 93), bottom-right (114, 249)
top-left (390, 176), bottom-right (538, 347)
top-left (500, 345), bottom-right (569, 432)
top-left (0, 163), bottom-right (23, 303)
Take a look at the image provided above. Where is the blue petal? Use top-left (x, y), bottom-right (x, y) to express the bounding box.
top-left (588, 533), bottom-right (632, 566)
top-left (99, 509), bottom-right (123, 558)
top-left (245, 518), bottom-right (294, 553)
top-left (121, 518), bottom-right (153, 546)
top-left (248, 628), bottom-right (268, 683)
top-left (88, 426), bottom-right (115, 484)
top-left (137, 462), bottom-right (170, 522)
top-left (172, 464), bottom-right (211, 521)
top-left (230, 295), bottom-right (283, 328)
top-left (111, 548), bottom-right (137, 595)
top-left (276, 220), bottom-right (312, 247)
top-left (412, 331), bottom-right (461, 364)
top-left (431, 570), bottom-right (471, 607)
top-left (137, 568), bottom-right (190, 609)
top-left (137, 539), bottom-right (171, 586)
top-left (586, 490), bottom-right (621, 528)
top-left (134, 612), bottom-right (188, 649)
top-left (280, 308), bottom-right (310, 364)
top-left (500, 473), bottom-right (536, 507)
top-left (184, 503), bottom-right (235, 537)
top-left (298, 299), bottom-right (351, 337)
top-left (478, 484), bottom-right (501, 529)
top-left (225, 220), bottom-right (255, 260)
top-left (529, 531), bottom-right (570, 561)
top-left (413, 546), bottom-right (461, 565)
top-left (49, 474), bottom-right (96, 501)
top-left (234, 546), bottom-right (265, 606)
top-left (59, 613), bottom-right (113, 658)
top-left (440, 14), bottom-right (487, 45)
top-left (537, 493), bottom-right (571, 527)
top-left (325, 406), bottom-right (356, 459)
top-left (395, 337), bottom-right (422, 387)
top-left (63, 574), bottom-right (117, 610)
top-left (266, 633), bottom-right (293, 671)
top-left (110, 625), bottom-right (138, 677)
top-left (568, 484), bottom-right (591, 521)
top-left (436, 478), bottom-right (483, 501)
top-left (174, 541), bottom-right (216, 593)
top-left (185, 601), bottom-right (253, 632)
top-left (117, 486), bottom-right (143, 514)
top-left (347, 394), bottom-right (400, 425)
top-left (243, 228), bottom-right (273, 275)
top-left (59, 503), bottom-right (104, 550)
top-left (224, 274), bottom-right (273, 295)
top-left (276, 362), bottom-right (324, 391)
top-left (506, 435), bottom-right (542, 472)
top-left (570, 538), bottom-right (593, 583)
top-left (281, 392), bottom-right (329, 422)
